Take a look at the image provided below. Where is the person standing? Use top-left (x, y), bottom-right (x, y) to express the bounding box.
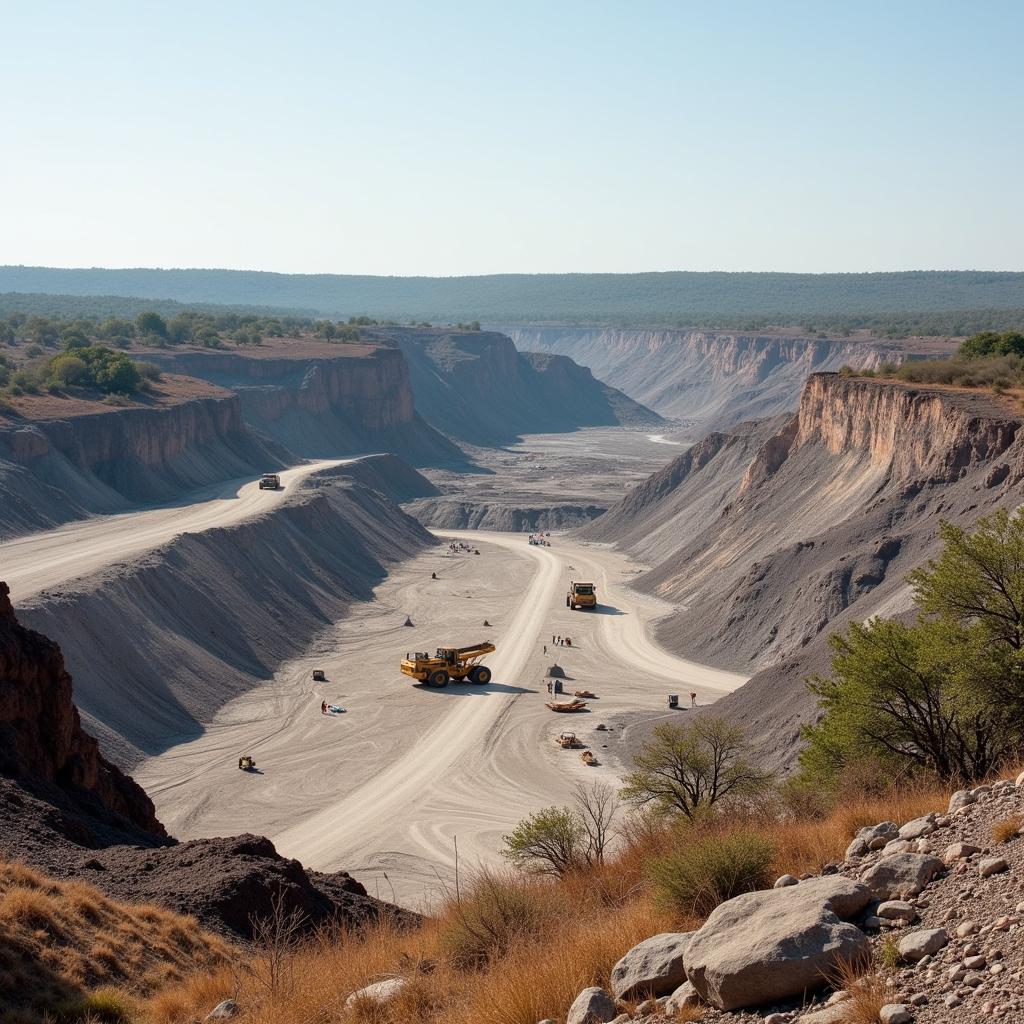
top-left (321, 700), bottom-right (328, 715)
top-left (690, 692), bottom-right (697, 707)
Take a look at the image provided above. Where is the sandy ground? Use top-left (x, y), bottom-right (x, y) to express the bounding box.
top-left (423, 427), bottom-right (686, 515)
top-left (0, 459), bottom-right (347, 602)
top-left (137, 529), bottom-right (746, 910)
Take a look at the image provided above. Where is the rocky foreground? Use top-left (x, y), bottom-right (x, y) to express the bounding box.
top-left (559, 776), bottom-right (1024, 1024)
top-left (344, 773), bottom-right (1024, 1024)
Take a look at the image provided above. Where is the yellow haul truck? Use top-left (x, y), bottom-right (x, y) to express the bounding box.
top-left (400, 641), bottom-right (495, 687)
top-left (567, 581), bottom-right (597, 610)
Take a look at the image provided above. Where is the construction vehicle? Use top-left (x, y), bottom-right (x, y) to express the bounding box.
top-left (581, 750), bottom-right (598, 766)
top-left (238, 756), bottom-right (257, 771)
top-left (312, 669), bottom-right (326, 682)
top-left (668, 694), bottom-right (679, 709)
top-left (567, 581), bottom-right (597, 610)
top-left (574, 688), bottom-right (596, 699)
top-left (400, 641), bottom-right (495, 687)
top-left (556, 731), bottom-right (582, 748)
top-left (259, 473), bottom-right (282, 490)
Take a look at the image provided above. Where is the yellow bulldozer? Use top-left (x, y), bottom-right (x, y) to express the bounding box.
top-left (567, 581), bottom-right (597, 610)
top-left (400, 641), bottom-right (496, 688)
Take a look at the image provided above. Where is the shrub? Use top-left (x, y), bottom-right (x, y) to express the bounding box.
top-left (648, 829), bottom-right (775, 917)
top-left (72, 986), bottom-right (137, 1021)
top-left (437, 869), bottom-right (557, 968)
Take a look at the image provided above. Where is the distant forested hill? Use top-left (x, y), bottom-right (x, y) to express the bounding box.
top-left (0, 291), bottom-right (312, 320)
top-left (2, 267), bottom-right (1024, 332)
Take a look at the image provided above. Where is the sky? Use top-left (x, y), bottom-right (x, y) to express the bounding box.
top-left (1, 1), bottom-right (1022, 276)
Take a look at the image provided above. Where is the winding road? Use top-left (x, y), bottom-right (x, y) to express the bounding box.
top-left (0, 459), bottom-right (346, 601)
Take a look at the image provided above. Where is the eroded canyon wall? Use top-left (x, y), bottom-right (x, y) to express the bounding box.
top-left (502, 326), bottom-right (923, 430)
top-left (588, 374), bottom-right (1023, 768)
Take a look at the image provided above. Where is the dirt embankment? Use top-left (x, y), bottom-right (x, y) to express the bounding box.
top-left (18, 459), bottom-right (437, 768)
top-left (144, 343), bottom-right (465, 466)
top-left (503, 326), bottom-right (955, 432)
top-left (586, 373), bottom-right (1023, 769)
top-left (371, 328), bottom-right (663, 445)
top-left (404, 498), bottom-right (605, 531)
top-left (0, 376), bottom-right (284, 539)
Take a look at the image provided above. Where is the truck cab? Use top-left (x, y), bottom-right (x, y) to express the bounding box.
top-left (567, 581), bottom-right (597, 609)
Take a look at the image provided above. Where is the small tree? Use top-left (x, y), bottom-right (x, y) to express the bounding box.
top-left (802, 509), bottom-right (1024, 785)
top-left (135, 311), bottom-right (168, 340)
top-left (620, 717), bottom-right (769, 820)
top-left (502, 782), bottom-right (618, 875)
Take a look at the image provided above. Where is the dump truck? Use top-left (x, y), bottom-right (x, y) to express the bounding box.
top-left (400, 641), bottom-right (495, 687)
top-left (259, 473), bottom-right (282, 490)
top-left (567, 581), bottom-right (597, 609)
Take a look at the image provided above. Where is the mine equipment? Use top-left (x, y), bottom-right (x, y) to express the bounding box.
top-left (312, 669), bottom-right (326, 681)
top-left (668, 693), bottom-right (679, 709)
top-left (556, 731), bottom-right (582, 748)
top-left (400, 641), bottom-right (495, 687)
top-left (581, 750), bottom-right (598, 766)
top-left (238, 756), bottom-right (257, 771)
top-left (566, 581), bottom-right (597, 610)
top-left (259, 473), bottom-right (282, 490)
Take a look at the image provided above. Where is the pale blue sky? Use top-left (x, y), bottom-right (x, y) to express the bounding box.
top-left (1, 1), bottom-right (1021, 275)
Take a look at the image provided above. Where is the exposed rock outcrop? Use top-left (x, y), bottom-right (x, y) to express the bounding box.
top-left (0, 376), bottom-right (284, 539)
top-left (0, 580), bottom-right (162, 835)
top-left (145, 342), bottom-right (464, 465)
top-left (376, 328), bottom-right (663, 445)
top-left (502, 325), bottom-right (935, 430)
top-left (586, 374), bottom-right (1024, 770)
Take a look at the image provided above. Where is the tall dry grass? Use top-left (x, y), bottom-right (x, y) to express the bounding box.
top-left (0, 858), bottom-right (228, 1024)
top-left (136, 779), bottom-right (952, 1024)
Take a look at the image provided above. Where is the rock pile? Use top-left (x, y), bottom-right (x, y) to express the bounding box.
top-left (554, 771), bottom-right (1024, 1024)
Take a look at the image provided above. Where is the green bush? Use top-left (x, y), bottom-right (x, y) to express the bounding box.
top-left (437, 870), bottom-right (555, 968)
top-left (648, 829), bottom-right (775, 917)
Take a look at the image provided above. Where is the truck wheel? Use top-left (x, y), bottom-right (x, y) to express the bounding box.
top-left (428, 670), bottom-right (449, 687)
top-left (470, 666), bottom-right (492, 684)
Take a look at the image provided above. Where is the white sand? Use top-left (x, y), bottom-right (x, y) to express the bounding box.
top-left (136, 529), bottom-right (747, 910)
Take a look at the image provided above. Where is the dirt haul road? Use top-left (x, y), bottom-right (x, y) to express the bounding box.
top-left (139, 529), bottom-right (747, 909)
top-left (0, 459), bottom-right (347, 602)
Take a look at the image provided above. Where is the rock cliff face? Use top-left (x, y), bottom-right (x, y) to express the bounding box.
top-left (0, 581), bottom-right (163, 836)
top-left (375, 328), bottom-right (663, 445)
top-left (147, 345), bottom-right (464, 465)
top-left (0, 378), bottom-right (283, 539)
top-left (587, 375), bottom-right (1024, 769)
top-left (503, 326), bottom-right (936, 432)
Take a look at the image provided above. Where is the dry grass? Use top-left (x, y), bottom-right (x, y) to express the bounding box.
top-left (992, 815), bottom-right (1023, 844)
top-left (0, 857), bottom-right (229, 1024)
top-left (830, 956), bottom-right (889, 1024)
top-left (134, 781), bottom-right (952, 1024)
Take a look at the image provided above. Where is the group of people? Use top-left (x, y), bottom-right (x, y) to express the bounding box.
top-left (448, 541), bottom-right (476, 553)
top-left (549, 634), bottom-right (572, 648)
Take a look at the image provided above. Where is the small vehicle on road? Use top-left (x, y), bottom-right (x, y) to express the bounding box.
top-left (312, 669), bottom-right (326, 682)
top-left (581, 750), bottom-right (598, 766)
top-left (574, 689), bottom-right (596, 699)
top-left (259, 473), bottom-right (282, 490)
top-left (238, 756), bottom-right (257, 771)
top-left (556, 731), bottom-right (582, 748)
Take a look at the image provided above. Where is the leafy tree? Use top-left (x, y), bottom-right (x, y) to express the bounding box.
top-left (135, 311), bottom-right (168, 339)
top-left (502, 782), bottom-right (618, 876)
top-left (46, 354), bottom-right (89, 386)
top-left (957, 331), bottom-right (1024, 360)
top-left (803, 509), bottom-right (1024, 784)
top-left (621, 717), bottom-right (770, 820)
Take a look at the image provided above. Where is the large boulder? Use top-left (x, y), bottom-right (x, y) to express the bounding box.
top-left (860, 853), bottom-right (944, 899)
top-left (610, 931), bottom-right (693, 999)
top-left (897, 928), bottom-right (947, 961)
top-left (684, 875), bottom-right (872, 1010)
top-left (566, 987), bottom-right (617, 1024)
